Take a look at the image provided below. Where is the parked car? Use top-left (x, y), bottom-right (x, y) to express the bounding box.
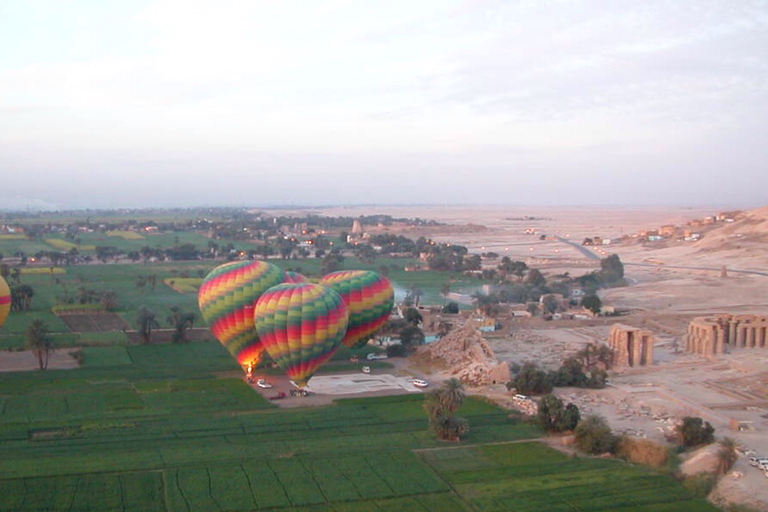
top-left (411, 379), bottom-right (429, 388)
top-left (366, 353), bottom-right (388, 360)
top-left (256, 379), bottom-right (272, 389)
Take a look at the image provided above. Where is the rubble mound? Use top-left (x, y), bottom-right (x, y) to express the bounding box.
top-left (416, 324), bottom-right (510, 386)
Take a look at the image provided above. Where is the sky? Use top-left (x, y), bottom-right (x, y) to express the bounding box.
top-left (1, 0), bottom-right (767, 210)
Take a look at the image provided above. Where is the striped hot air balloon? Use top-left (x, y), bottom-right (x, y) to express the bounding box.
top-left (283, 271), bottom-right (308, 284)
top-left (198, 260), bottom-right (285, 366)
top-left (319, 270), bottom-right (394, 348)
top-left (0, 275), bottom-right (10, 328)
top-left (254, 283), bottom-right (348, 387)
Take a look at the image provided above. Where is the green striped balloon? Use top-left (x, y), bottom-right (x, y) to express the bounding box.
top-left (254, 283), bottom-right (348, 387)
top-left (198, 260), bottom-right (285, 366)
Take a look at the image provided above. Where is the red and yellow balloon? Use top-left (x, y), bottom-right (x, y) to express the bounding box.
top-left (0, 275), bottom-right (10, 328)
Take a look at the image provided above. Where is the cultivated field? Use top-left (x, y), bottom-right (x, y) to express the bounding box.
top-left (0, 341), bottom-right (714, 512)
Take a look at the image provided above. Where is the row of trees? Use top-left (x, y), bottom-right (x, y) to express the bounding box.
top-left (510, 345), bottom-right (613, 395)
top-left (136, 306), bottom-right (196, 344)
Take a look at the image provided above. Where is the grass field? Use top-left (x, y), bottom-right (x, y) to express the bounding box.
top-left (44, 238), bottom-right (97, 251)
top-left (107, 230), bottom-right (146, 240)
top-left (0, 254), bottom-right (485, 351)
top-left (0, 340), bottom-right (718, 512)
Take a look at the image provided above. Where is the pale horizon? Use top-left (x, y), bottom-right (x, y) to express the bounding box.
top-left (2, 1), bottom-right (767, 210)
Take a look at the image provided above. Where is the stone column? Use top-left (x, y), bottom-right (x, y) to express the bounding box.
top-left (729, 321), bottom-right (737, 347)
top-left (737, 327), bottom-right (746, 347)
top-left (715, 326), bottom-right (725, 354)
top-left (644, 335), bottom-right (654, 364)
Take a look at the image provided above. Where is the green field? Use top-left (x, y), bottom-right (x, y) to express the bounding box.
top-left (0, 341), bottom-right (718, 512)
top-left (0, 256), bottom-right (485, 350)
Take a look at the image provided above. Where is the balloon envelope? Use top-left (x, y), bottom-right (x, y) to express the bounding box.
top-left (283, 271), bottom-right (308, 284)
top-left (0, 275), bottom-right (10, 328)
top-left (254, 283), bottom-right (348, 387)
top-left (198, 260), bottom-right (285, 366)
top-left (319, 270), bottom-right (394, 347)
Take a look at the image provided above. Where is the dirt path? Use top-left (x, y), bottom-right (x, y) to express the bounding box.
top-left (0, 349), bottom-right (80, 372)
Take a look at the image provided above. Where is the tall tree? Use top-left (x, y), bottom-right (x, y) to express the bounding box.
top-left (423, 379), bottom-right (470, 441)
top-left (167, 306), bottom-right (196, 343)
top-left (26, 319), bottom-right (53, 370)
top-left (136, 306), bottom-right (160, 344)
top-left (439, 378), bottom-right (465, 414)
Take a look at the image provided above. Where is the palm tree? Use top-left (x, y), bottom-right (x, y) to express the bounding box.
top-left (439, 378), bottom-right (465, 414)
top-left (136, 306), bottom-right (159, 344)
top-left (423, 379), bottom-right (470, 441)
top-left (716, 437), bottom-right (740, 475)
top-left (26, 319), bottom-right (53, 370)
top-left (167, 306), bottom-right (196, 343)
top-left (441, 283), bottom-right (451, 305)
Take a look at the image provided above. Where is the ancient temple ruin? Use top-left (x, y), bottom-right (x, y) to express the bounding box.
top-left (608, 324), bottom-right (654, 367)
top-left (686, 314), bottom-right (768, 356)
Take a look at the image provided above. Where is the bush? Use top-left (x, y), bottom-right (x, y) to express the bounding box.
top-left (513, 362), bottom-right (553, 395)
top-left (681, 473), bottom-right (717, 498)
top-left (538, 394), bottom-right (580, 433)
top-left (442, 302), bottom-right (459, 314)
top-left (616, 436), bottom-right (669, 468)
top-left (574, 415), bottom-right (618, 455)
top-left (677, 417), bottom-right (715, 447)
top-left (386, 343), bottom-right (408, 357)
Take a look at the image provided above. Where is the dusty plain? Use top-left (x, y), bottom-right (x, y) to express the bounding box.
top-left (279, 204), bottom-right (768, 510)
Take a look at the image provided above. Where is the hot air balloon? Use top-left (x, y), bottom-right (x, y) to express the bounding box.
top-left (283, 271), bottom-right (308, 284)
top-left (254, 283), bottom-right (348, 387)
top-left (198, 260), bottom-right (285, 367)
top-left (319, 270), bottom-right (394, 347)
top-left (0, 275), bottom-right (10, 328)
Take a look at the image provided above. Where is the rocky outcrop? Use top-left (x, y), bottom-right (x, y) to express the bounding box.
top-left (415, 325), bottom-right (510, 386)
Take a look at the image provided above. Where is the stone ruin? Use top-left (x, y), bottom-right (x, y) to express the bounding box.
top-left (686, 314), bottom-right (768, 356)
top-left (415, 324), bottom-right (510, 386)
top-left (608, 324), bottom-right (654, 367)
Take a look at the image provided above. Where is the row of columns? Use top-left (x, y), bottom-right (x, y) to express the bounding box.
top-left (686, 315), bottom-right (768, 356)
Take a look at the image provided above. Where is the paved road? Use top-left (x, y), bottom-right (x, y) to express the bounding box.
top-left (554, 236), bottom-right (768, 277)
top-left (554, 236), bottom-right (600, 260)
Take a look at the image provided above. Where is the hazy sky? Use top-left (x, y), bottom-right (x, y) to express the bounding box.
top-left (2, 1), bottom-right (767, 210)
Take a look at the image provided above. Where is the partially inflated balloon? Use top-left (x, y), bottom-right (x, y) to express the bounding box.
top-left (319, 270), bottom-right (394, 347)
top-left (254, 283), bottom-right (348, 387)
top-left (198, 261), bottom-right (285, 366)
top-left (0, 275), bottom-right (10, 328)
top-left (284, 271), bottom-right (308, 284)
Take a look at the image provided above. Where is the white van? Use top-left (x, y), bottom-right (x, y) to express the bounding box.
top-left (514, 394), bottom-right (529, 401)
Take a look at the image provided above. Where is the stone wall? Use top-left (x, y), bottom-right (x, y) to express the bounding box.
top-left (686, 314), bottom-right (768, 356)
top-left (608, 324), bottom-right (654, 367)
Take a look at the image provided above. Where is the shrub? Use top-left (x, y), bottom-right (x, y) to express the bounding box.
top-left (386, 343), bottom-right (408, 357)
top-left (616, 436), bottom-right (669, 468)
top-left (574, 415), bottom-right (618, 454)
top-left (442, 302), bottom-right (459, 314)
top-left (513, 362), bottom-right (553, 395)
top-left (677, 417), bottom-right (715, 447)
top-left (538, 394), bottom-right (580, 433)
top-left (681, 473), bottom-right (717, 498)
